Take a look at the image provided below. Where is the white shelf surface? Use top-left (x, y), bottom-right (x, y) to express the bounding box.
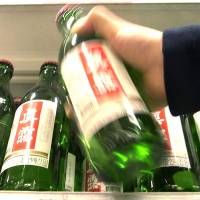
top-left (1, 192), bottom-right (200, 200)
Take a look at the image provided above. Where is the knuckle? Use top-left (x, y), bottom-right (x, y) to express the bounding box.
top-left (89, 5), bottom-right (107, 18)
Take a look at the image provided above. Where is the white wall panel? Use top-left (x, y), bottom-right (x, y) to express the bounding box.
top-left (0, 3), bottom-right (199, 96)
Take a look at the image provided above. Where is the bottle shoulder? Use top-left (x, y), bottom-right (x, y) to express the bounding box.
top-left (21, 85), bottom-right (63, 105)
top-left (0, 87), bottom-right (14, 115)
top-left (60, 33), bottom-right (97, 58)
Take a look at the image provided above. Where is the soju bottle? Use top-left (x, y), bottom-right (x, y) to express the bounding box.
top-left (0, 61), bottom-right (67, 191)
top-left (0, 59), bottom-right (15, 172)
top-left (138, 107), bottom-right (200, 191)
top-left (57, 118), bottom-right (83, 192)
top-left (56, 5), bottom-right (165, 182)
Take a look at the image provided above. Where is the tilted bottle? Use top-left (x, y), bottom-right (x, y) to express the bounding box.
top-left (0, 60), bottom-right (15, 172)
top-left (138, 107), bottom-right (200, 191)
top-left (56, 4), bottom-right (165, 182)
top-left (0, 61), bottom-right (67, 190)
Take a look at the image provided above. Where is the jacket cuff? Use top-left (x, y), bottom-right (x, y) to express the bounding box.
top-left (163, 25), bottom-right (200, 115)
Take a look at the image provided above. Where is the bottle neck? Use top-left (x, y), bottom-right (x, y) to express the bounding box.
top-left (39, 68), bottom-right (59, 87)
top-left (57, 7), bottom-right (84, 36)
top-left (0, 82), bottom-right (10, 91)
top-left (0, 65), bottom-right (12, 85)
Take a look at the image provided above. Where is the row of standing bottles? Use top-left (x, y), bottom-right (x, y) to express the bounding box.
top-left (1, 4), bottom-right (200, 192)
top-left (0, 60), bottom-right (67, 190)
top-left (0, 59), bottom-right (130, 192)
top-left (1, 58), bottom-right (200, 192)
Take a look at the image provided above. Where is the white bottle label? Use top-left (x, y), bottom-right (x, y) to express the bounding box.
top-left (1, 100), bottom-right (57, 173)
top-left (193, 112), bottom-right (200, 140)
top-left (65, 152), bottom-right (76, 191)
top-left (153, 107), bottom-right (190, 168)
top-left (61, 40), bottom-right (147, 140)
top-left (83, 160), bottom-right (123, 192)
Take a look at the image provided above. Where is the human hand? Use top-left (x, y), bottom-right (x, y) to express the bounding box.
top-left (72, 6), bottom-right (167, 111)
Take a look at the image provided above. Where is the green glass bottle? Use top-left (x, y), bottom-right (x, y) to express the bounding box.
top-left (57, 117), bottom-right (83, 192)
top-left (122, 179), bottom-right (137, 193)
top-left (56, 4), bottom-right (83, 66)
top-left (0, 61), bottom-right (67, 191)
top-left (56, 5), bottom-right (164, 182)
top-left (138, 107), bottom-right (200, 192)
top-left (0, 59), bottom-right (15, 172)
top-left (181, 113), bottom-right (200, 183)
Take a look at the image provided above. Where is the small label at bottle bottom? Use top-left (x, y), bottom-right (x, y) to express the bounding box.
top-left (65, 153), bottom-right (76, 191)
top-left (83, 159), bottom-right (123, 192)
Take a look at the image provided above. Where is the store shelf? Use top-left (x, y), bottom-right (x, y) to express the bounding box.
top-left (1, 191), bottom-right (200, 200)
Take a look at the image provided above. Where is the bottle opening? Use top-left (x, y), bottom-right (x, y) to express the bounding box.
top-left (55, 4), bottom-right (79, 23)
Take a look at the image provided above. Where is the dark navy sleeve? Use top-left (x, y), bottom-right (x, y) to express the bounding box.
top-left (163, 25), bottom-right (200, 116)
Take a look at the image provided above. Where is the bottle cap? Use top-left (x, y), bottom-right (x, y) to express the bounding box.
top-left (0, 59), bottom-right (14, 70)
top-left (41, 61), bottom-right (58, 67)
top-left (55, 4), bottom-right (79, 23)
top-left (40, 61), bottom-right (58, 74)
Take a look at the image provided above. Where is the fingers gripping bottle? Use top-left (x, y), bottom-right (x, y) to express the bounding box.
top-left (56, 5), bottom-right (165, 182)
top-left (0, 61), bottom-right (67, 190)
